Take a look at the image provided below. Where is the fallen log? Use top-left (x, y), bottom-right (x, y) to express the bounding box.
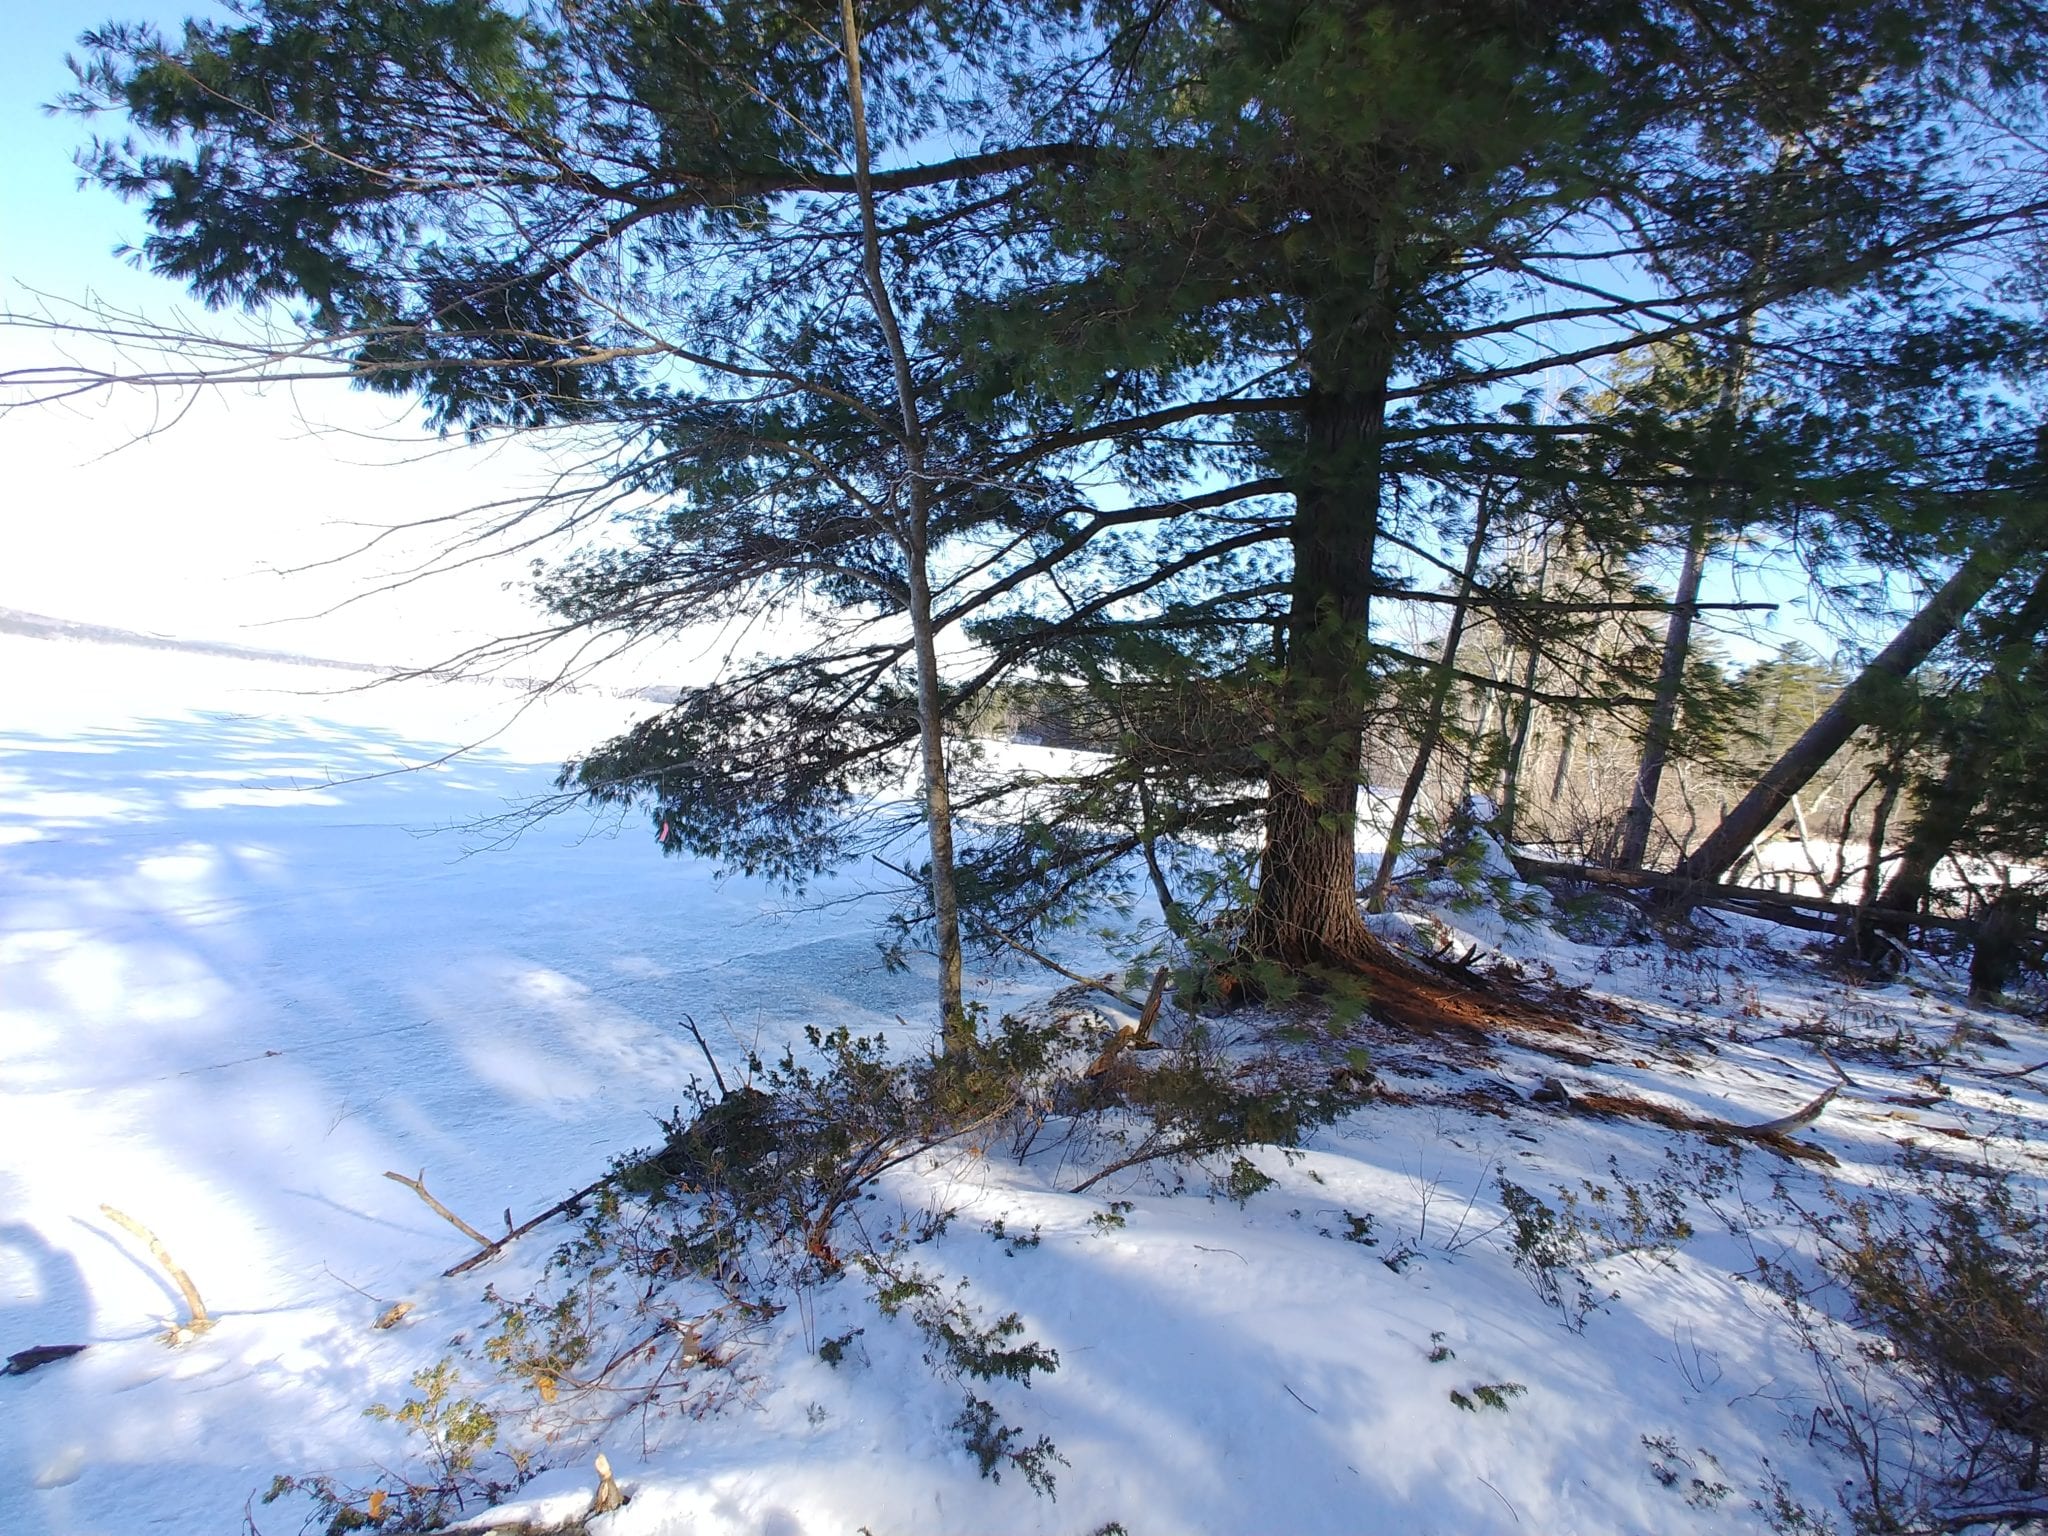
top-left (1508, 853), bottom-right (1981, 935)
top-left (1702, 1083), bottom-right (1839, 1139)
top-left (1568, 1086), bottom-right (1840, 1165)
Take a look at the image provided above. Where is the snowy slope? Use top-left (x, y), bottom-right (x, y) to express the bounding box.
top-left (3, 631), bottom-right (2044, 1536)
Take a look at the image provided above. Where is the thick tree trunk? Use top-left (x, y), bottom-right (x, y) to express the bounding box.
top-left (1677, 543), bottom-right (2015, 886)
top-left (1235, 317), bottom-right (1582, 1038)
top-left (1242, 332), bottom-right (1390, 968)
top-left (1617, 511), bottom-right (1710, 868)
top-left (1877, 746), bottom-right (1983, 917)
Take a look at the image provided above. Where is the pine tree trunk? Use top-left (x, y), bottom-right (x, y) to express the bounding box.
top-left (1364, 483), bottom-right (1495, 912)
top-left (1618, 511), bottom-right (1710, 868)
top-left (1877, 749), bottom-right (1983, 917)
top-left (1498, 558), bottom-right (1551, 843)
top-left (1242, 321), bottom-right (1392, 969)
top-left (1677, 542), bottom-right (2015, 887)
top-left (907, 551), bottom-right (968, 1047)
top-left (841, 0), bottom-right (967, 1046)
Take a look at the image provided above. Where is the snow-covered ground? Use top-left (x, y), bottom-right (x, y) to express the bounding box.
top-left (3, 631), bottom-right (2044, 1536)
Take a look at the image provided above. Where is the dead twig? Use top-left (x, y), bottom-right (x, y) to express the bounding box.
top-left (445, 1177), bottom-right (610, 1278)
top-left (1283, 1382), bottom-right (1320, 1414)
top-left (678, 1014), bottom-right (729, 1094)
top-left (100, 1204), bottom-right (214, 1340)
top-left (384, 1169), bottom-right (492, 1248)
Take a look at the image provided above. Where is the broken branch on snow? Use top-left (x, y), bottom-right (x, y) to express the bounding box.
top-left (100, 1204), bottom-right (214, 1340)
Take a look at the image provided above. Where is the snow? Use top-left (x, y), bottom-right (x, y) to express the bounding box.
top-left (3, 630), bottom-right (2045, 1536)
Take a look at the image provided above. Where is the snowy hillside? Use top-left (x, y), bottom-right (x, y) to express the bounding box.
top-left (3, 631), bottom-right (2044, 1536)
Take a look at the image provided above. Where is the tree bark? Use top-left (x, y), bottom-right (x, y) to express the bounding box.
top-left (1364, 483), bottom-right (1496, 912)
top-left (1241, 318), bottom-right (1392, 968)
top-left (841, 0), bottom-right (967, 1045)
top-left (1676, 542), bottom-right (2017, 886)
top-left (1877, 743), bottom-right (1983, 917)
top-left (1497, 548), bottom-right (1553, 843)
top-left (1617, 509), bottom-right (1710, 868)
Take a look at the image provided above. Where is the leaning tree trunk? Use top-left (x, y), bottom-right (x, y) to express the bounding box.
top-left (1364, 482), bottom-right (1497, 913)
top-left (1676, 541), bottom-right (2017, 887)
top-left (1617, 510), bottom-right (1710, 868)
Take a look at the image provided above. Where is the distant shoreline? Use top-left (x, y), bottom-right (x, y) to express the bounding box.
top-left (0, 609), bottom-right (678, 703)
top-left (0, 605), bottom-right (391, 674)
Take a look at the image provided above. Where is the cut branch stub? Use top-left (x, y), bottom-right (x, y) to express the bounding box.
top-left (1083, 966), bottom-right (1171, 1080)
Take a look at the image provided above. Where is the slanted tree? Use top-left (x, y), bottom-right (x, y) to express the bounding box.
top-left (1874, 557), bottom-right (2048, 922)
top-left (1680, 511), bottom-right (2048, 888)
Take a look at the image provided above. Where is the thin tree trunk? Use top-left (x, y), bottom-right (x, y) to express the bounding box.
top-left (1677, 541), bottom-right (2018, 887)
top-left (1860, 767), bottom-right (1904, 910)
top-left (1364, 483), bottom-right (1496, 911)
top-left (1550, 717), bottom-right (1578, 804)
top-left (1498, 546), bottom-right (1553, 843)
top-left (1618, 509), bottom-right (1711, 868)
top-left (840, 0), bottom-right (966, 1046)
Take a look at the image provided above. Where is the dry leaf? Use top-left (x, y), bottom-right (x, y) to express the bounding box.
top-left (374, 1301), bottom-right (413, 1330)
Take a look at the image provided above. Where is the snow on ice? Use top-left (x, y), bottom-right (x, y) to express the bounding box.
top-left (2, 630), bottom-right (2044, 1536)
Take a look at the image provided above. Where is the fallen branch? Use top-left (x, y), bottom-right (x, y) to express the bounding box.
top-left (100, 1204), bottom-right (214, 1339)
top-left (1984, 1058), bottom-right (2048, 1080)
top-left (444, 1177), bottom-right (610, 1278)
top-left (1568, 1084), bottom-right (1842, 1164)
top-left (384, 1170), bottom-right (492, 1248)
top-left (1702, 1083), bottom-right (1839, 1139)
